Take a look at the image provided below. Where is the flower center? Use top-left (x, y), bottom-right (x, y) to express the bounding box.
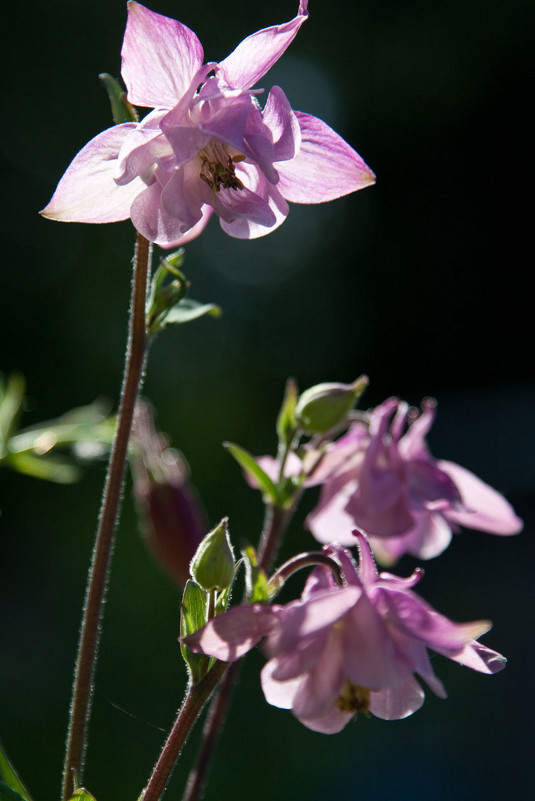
top-left (335, 681), bottom-right (371, 715)
top-left (199, 141), bottom-right (245, 193)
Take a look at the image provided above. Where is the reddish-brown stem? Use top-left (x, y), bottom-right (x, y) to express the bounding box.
top-left (142, 662), bottom-right (228, 801)
top-left (61, 233), bottom-right (151, 801)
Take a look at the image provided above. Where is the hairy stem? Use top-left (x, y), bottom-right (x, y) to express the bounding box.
top-left (180, 443), bottom-right (297, 801)
top-left (61, 233), bottom-right (151, 801)
top-left (142, 662), bottom-right (228, 801)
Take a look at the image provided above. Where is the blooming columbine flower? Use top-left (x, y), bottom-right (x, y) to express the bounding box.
top-left (41, 1), bottom-right (375, 246)
top-left (306, 397), bottom-right (523, 563)
top-left (184, 534), bottom-right (506, 733)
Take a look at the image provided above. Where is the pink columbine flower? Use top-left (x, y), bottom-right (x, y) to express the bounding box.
top-left (184, 534), bottom-right (506, 733)
top-left (41, 1), bottom-right (375, 246)
top-left (306, 397), bottom-right (523, 563)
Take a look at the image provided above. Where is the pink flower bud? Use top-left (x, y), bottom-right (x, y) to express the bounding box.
top-left (130, 401), bottom-right (205, 587)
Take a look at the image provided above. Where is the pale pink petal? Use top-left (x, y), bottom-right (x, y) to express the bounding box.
top-left (164, 205), bottom-right (213, 248)
top-left (161, 162), bottom-right (204, 230)
top-left (262, 86), bottom-right (301, 162)
top-left (277, 112), bottom-right (375, 203)
top-left (219, 167), bottom-right (289, 238)
top-left (267, 586), bottom-right (361, 654)
top-left (446, 641), bottom-right (507, 674)
top-left (369, 677), bottom-right (425, 720)
top-left (353, 531), bottom-right (379, 586)
top-left (40, 124), bottom-right (143, 223)
top-left (270, 630), bottom-right (328, 681)
top-left (183, 604), bottom-right (277, 662)
top-left (260, 659), bottom-right (302, 709)
top-left (218, 2), bottom-right (309, 90)
top-left (292, 629), bottom-right (345, 719)
top-left (129, 180), bottom-right (186, 246)
top-left (299, 705), bottom-right (354, 734)
top-left (306, 478), bottom-right (361, 546)
top-left (121, 1), bottom-right (204, 107)
top-left (115, 110), bottom-right (173, 185)
top-left (439, 460), bottom-right (523, 535)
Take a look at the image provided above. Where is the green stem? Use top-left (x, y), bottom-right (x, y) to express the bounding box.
top-left (61, 233), bottom-right (151, 801)
top-left (142, 663), bottom-right (228, 801)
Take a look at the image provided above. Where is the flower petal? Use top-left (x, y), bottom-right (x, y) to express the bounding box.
top-left (261, 658), bottom-right (302, 709)
top-left (121, 1), bottom-right (204, 107)
top-left (439, 460), bottom-right (523, 535)
top-left (218, 2), bottom-right (309, 90)
top-left (40, 124), bottom-right (143, 223)
top-left (277, 112), bottom-right (375, 203)
top-left (129, 180), bottom-right (186, 246)
top-left (183, 604), bottom-right (277, 662)
top-left (369, 676), bottom-right (425, 720)
top-left (262, 86), bottom-right (301, 162)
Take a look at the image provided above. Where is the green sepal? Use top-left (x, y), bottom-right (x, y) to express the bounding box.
top-left (67, 790), bottom-right (98, 801)
top-left (180, 580), bottom-right (212, 685)
top-left (242, 544), bottom-right (270, 603)
top-left (276, 377), bottom-right (298, 445)
top-left (224, 442), bottom-right (279, 505)
top-left (0, 741), bottom-right (33, 801)
top-left (0, 374), bottom-right (25, 458)
top-left (99, 73), bottom-right (138, 123)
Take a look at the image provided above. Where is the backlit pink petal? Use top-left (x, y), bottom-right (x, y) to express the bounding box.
top-left (129, 180), bottom-right (186, 246)
top-left (267, 586), bottom-right (361, 654)
top-left (165, 205), bottom-right (213, 247)
top-left (218, 2), bottom-right (309, 90)
top-left (121, 1), bottom-right (204, 107)
top-left (262, 86), bottom-right (302, 162)
top-left (219, 172), bottom-right (289, 239)
top-left (270, 631), bottom-right (327, 681)
top-left (276, 112), bottom-right (376, 203)
top-left (260, 659), bottom-right (301, 709)
top-left (183, 604), bottom-right (277, 662)
top-left (438, 460), bottom-right (523, 535)
top-left (115, 111), bottom-right (173, 185)
top-left (306, 478), bottom-right (360, 546)
top-left (299, 705), bottom-right (355, 734)
top-left (446, 641), bottom-right (507, 674)
top-left (40, 125), bottom-right (143, 223)
top-left (291, 630), bottom-right (345, 720)
top-left (369, 677), bottom-right (425, 720)
top-left (161, 162), bottom-right (205, 230)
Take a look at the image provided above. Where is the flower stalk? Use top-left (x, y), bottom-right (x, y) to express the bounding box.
top-left (61, 232), bottom-right (151, 801)
top-left (142, 662), bottom-right (228, 801)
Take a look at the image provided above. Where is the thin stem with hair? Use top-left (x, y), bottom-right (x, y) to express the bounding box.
top-left (61, 233), bottom-right (151, 801)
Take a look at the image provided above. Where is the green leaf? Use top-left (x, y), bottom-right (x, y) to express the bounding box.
top-left (0, 784), bottom-right (26, 801)
top-left (0, 741), bottom-right (33, 801)
top-left (0, 374), bottom-right (25, 457)
top-left (99, 73), bottom-right (138, 124)
top-left (223, 442), bottom-right (278, 504)
top-left (162, 299), bottom-right (221, 326)
top-left (5, 452), bottom-right (82, 484)
top-left (180, 580), bottom-right (211, 684)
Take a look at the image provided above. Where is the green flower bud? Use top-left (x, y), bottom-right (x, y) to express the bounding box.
top-left (295, 375), bottom-right (368, 434)
top-left (189, 517), bottom-right (235, 591)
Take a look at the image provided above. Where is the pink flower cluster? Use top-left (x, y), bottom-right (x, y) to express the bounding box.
top-left (41, 2), bottom-right (374, 246)
top-left (185, 533), bottom-right (506, 733)
top-left (306, 397), bottom-right (522, 562)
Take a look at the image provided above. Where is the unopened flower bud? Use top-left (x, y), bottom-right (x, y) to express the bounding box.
top-left (130, 401), bottom-right (205, 587)
top-left (190, 518), bottom-right (235, 592)
top-left (295, 375), bottom-right (368, 434)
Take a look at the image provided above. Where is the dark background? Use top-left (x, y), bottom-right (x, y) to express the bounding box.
top-left (1, 1), bottom-right (533, 799)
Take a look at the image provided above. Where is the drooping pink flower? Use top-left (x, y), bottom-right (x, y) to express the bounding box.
top-left (184, 534), bottom-right (506, 733)
top-left (41, 2), bottom-right (375, 246)
top-left (306, 397), bottom-right (523, 563)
